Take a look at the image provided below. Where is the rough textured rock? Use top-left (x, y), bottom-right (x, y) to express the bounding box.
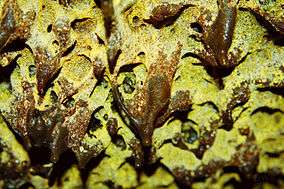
top-left (0, 0), bottom-right (284, 188)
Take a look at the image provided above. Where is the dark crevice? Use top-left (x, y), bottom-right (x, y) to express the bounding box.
top-left (251, 107), bottom-right (283, 115)
top-left (254, 172), bottom-right (284, 186)
top-left (1, 115), bottom-right (29, 152)
top-left (119, 62), bottom-right (141, 73)
top-left (47, 24), bottom-right (52, 33)
top-left (143, 160), bottom-right (163, 177)
top-left (103, 180), bottom-right (122, 189)
top-left (183, 50), bottom-right (251, 90)
top-left (94, 0), bottom-right (102, 7)
top-left (198, 101), bottom-right (219, 113)
top-left (123, 155), bottom-right (163, 186)
top-left (61, 41), bottom-right (76, 57)
top-left (235, 107), bottom-right (248, 123)
top-left (19, 182), bottom-right (35, 189)
top-left (108, 49), bottom-right (121, 74)
top-left (87, 106), bottom-right (104, 134)
top-left (96, 34), bottom-right (105, 45)
top-left (1, 39), bottom-right (27, 53)
top-left (238, 52), bottom-right (251, 65)
top-left (28, 65), bottom-right (36, 77)
top-left (70, 18), bottom-right (90, 29)
top-left (181, 51), bottom-right (237, 89)
top-left (258, 87), bottom-right (284, 98)
top-left (29, 146), bottom-right (52, 166)
top-left (89, 77), bottom-right (108, 98)
top-left (137, 51), bottom-right (145, 57)
top-left (171, 110), bottom-right (190, 123)
top-left (81, 151), bottom-right (108, 185)
top-left (222, 166), bottom-right (256, 188)
top-left (181, 52), bottom-right (200, 59)
top-left (48, 150), bottom-right (77, 186)
top-left (273, 37), bottom-right (284, 46)
top-left (243, 8), bottom-right (284, 45)
top-left (205, 65), bottom-right (235, 80)
top-left (140, 154), bottom-right (161, 177)
top-left (58, 0), bottom-right (70, 7)
top-left (204, 66), bottom-right (230, 89)
top-left (112, 135), bottom-right (127, 150)
top-left (28, 148), bottom-right (53, 179)
top-left (266, 152), bottom-right (282, 158)
top-left (0, 55), bottom-right (18, 84)
top-left (62, 96), bottom-right (75, 108)
top-left (190, 22), bottom-right (203, 33)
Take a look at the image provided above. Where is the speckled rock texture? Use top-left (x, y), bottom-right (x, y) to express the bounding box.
top-left (0, 0), bottom-right (284, 188)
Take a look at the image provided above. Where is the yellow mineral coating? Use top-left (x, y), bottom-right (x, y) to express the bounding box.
top-left (153, 119), bottom-right (183, 148)
top-left (0, 0), bottom-right (284, 188)
top-left (0, 83), bottom-right (14, 112)
top-left (86, 144), bottom-right (136, 188)
top-left (202, 128), bottom-right (246, 164)
top-left (58, 165), bottom-right (83, 189)
top-left (30, 175), bottom-right (50, 189)
top-left (158, 143), bottom-right (201, 170)
top-left (0, 115), bottom-right (30, 165)
top-left (138, 167), bottom-right (177, 189)
top-left (258, 154), bottom-right (284, 174)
